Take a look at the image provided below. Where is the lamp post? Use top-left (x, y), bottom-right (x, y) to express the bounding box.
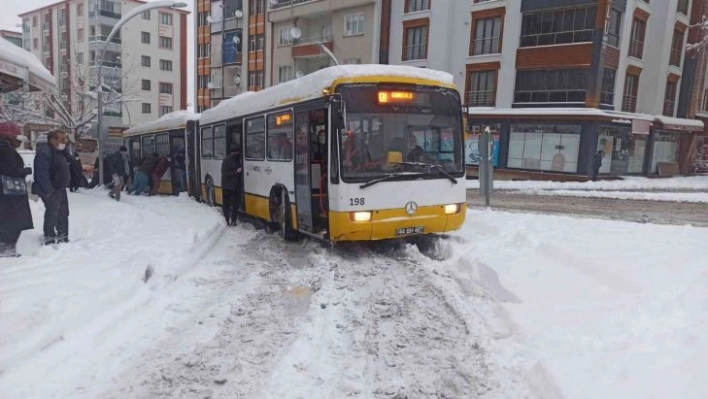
top-left (96, 0), bottom-right (188, 186)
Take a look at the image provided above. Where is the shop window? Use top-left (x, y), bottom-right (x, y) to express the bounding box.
top-left (465, 123), bottom-right (500, 166)
top-left (651, 132), bottom-right (679, 173)
top-left (508, 123), bottom-right (581, 173)
top-left (597, 127), bottom-right (647, 175)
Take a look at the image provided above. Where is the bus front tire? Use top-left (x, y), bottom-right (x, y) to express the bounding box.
top-left (271, 189), bottom-right (298, 242)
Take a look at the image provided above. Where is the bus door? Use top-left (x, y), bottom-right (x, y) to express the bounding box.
top-left (169, 132), bottom-right (186, 195)
top-left (227, 123), bottom-right (245, 212)
top-left (294, 112), bottom-right (314, 233)
top-left (186, 122), bottom-right (201, 201)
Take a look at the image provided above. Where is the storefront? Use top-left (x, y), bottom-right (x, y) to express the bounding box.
top-left (467, 108), bottom-right (703, 178)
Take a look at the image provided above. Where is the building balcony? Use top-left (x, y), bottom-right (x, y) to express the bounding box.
top-left (211, 17), bottom-right (244, 33)
top-left (269, 0), bottom-right (374, 22)
top-left (89, 10), bottom-right (121, 20)
top-left (292, 34), bottom-right (333, 58)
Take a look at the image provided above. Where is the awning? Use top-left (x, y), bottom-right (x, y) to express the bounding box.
top-left (0, 37), bottom-right (57, 93)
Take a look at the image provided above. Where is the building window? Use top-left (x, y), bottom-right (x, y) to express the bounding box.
top-left (663, 80), bottom-right (677, 116)
top-left (677, 0), bottom-right (689, 15)
top-left (278, 65), bottom-right (292, 83)
top-left (160, 59), bottom-right (173, 71)
top-left (77, 53), bottom-right (84, 65)
top-left (403, 24), bottom-right (428, 61)
top-left (159, 82), bottom-right (173, 94)
top-left (142, 79), bottom-right (151, 91)
top-left (222, 31), bottom-right (241, 63)
top-left (514, 69), bottom-right (589, 105)
top-left (77, 28), bottom-right (84, 42)
top-left (159, 36), bottom-right (173, 49)
top-left (520, 6), bottom-right (596, 47)
top-left (141, 32), bottom-right (150, 44)
top-left (651, 131), bottom-right (680, 172)
top-left (159, 12), bottom-right (173, 26)
top-left (33, 38), bottom-right (38, 49)
top-left (160, 106), bottom-right (173, 116)
top-left (249, 0), bottom-right (265, 15)
top-left (141, 55), bottom-right (151, 67)
top-left (405, 0), bottom-right (430, 13)
top-left (702, 89), bottom-right (708, 112)
top-left (142, 103), bottom-right (152, 114)
top-left (467, 70), bottom-right (496, 107)
top-left (142, 10), bottom-right (150, 20)
top-left (249, 34), bottom-right (264, 51)
top-left (629, 18), bottom-right (646, 59)
top-left (33, 16), bottom-right (37, 28)
top-left (77, 4), bottom-right (83, 16)
top-left (278, 26), bottom-right (292, 45)
top-left (345, 14), bottom-right (365, 36)
top-left (472, 17), bottom-right (502, 55)
top-left (245, 117), bottom-right (266, 160)
top-left (601, 69), bottom-right (616, 106)
top-left (622, 73), bottom-right (639, 113)
top-left (670, 29), bottom-right (684, 67)
top-left (508, 123), bottom-right (582, 172)
top-left (607, 8), bottom-right (622, 47)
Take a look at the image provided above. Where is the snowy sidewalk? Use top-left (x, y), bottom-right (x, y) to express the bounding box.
top-left (0, 190), bottom-right (224, 384)
top-left (466, 175), bottom-right (708, 192)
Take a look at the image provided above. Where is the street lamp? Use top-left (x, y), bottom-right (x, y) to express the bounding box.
top-left (96, 0), bottom-right (188, 187)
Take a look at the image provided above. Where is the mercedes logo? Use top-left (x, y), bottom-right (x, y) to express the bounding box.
top-left (405, 201), bottom-right (418, 215)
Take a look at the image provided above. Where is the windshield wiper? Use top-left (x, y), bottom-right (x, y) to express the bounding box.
top-left (392, 162), bottom-right (458, 184)
top-left (359, 172), bottom-right (422, 189)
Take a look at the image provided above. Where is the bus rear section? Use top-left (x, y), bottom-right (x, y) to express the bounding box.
top-left (313, 82), bottom-right (466, 242)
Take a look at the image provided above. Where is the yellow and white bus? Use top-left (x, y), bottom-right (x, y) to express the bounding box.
top-left (197, 64), bottom-right (466, 242)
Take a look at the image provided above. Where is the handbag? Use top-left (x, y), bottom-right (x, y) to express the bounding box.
top-left (1, 175), bottom-right (28, 196)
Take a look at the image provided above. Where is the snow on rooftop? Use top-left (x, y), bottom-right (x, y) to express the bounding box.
top-left (0, 37), bottom-right (56, 91)
top-left (200, 65), bottom-right (455, 125)
top-left (123, 110), bottom-right (200, 136)
top-left (654, 114), bottom-right (704, 129)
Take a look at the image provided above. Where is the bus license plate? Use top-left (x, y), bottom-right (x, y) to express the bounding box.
top-left (396, 226), bottom-right (424, 236)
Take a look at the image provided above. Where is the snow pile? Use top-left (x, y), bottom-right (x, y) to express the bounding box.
top-left (0, 190), bottom-right (224, 388)
top-left (123, 110), bottom-right (200, 136)
top-left (466, 175), bottom-right (708, 191)
top-left (432, 210), bottom-right (708, 399)
top-left (200, 64), bottom-right (455, 125)
top-left (522, 189), bottom-right (708, 203)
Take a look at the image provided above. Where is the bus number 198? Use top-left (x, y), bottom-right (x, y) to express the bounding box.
top-left (350, 198), bottom-right (365, 206)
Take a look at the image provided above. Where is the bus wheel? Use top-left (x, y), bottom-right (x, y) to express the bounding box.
top-left (271, 189), bottom-right (298, 242)
top-left (205, 176), bottom-right (216, 207)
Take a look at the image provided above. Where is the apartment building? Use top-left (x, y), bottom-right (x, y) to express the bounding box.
top-left (19, 0), bottom-right (189, 151)
top-left (385, 0), bottom-right (705, 177)
top-left (0, 30), bottom-right (24, 48)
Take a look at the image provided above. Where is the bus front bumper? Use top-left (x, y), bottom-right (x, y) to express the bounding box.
top-left (328, 205), bottom-right (466, 242)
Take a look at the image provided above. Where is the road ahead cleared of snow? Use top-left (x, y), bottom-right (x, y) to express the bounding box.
top-left (1, 191), bottom-right (706, 399)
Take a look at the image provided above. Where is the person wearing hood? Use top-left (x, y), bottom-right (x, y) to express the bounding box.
top-left (34, 130), bottom-right (72, 245)
top-left (0, 121), bottom-right (33, 257)
top-left (108, 146), bottom-right (130, 201)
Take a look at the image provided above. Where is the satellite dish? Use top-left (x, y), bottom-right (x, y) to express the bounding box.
top-left (233, 75), bottom-right (241, 85)
top-left (232, 36), bottom-right (240, 45)
top-left (269, 0), bottom-right (278, 6)
top-left (234, 10), bottom-right (243, 18)
top-left (207, 82), bottom-right (214, 89)
top-left (290, 27), bottom-right (302, 40)
top-left (295, 71), bottom-right (304, 79)
top-left (207, 16), bottom-right (213, 23)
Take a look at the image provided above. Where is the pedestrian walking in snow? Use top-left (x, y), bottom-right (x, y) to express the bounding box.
top-left (149, 154), bottom-right (171, 196)
top-left (0, 121), bottom-right (33, 257)
top-left (130, 152), bottom-right (158, 195)
top-left (34, 130), bottom-right (71, 245)
top-left (592, 150), bottom-right (604, 182)
top-left (107, 146), bottom-right (130, 201)
top-left (221, 145), bottom-right (243, 226)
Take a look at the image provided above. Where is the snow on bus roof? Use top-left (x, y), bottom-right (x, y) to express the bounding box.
top-left (123, 110), bottom-right (200, 136)
top-left (200, 64), bottom-right (455, 126)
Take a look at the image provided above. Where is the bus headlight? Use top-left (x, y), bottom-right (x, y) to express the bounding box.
top-left (350, 211), bottom-right (372, 222)
top-left (444, 204), bottom-right (461, 215)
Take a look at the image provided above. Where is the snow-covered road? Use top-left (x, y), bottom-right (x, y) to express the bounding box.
top-left (1, 191), bottom-right (706, 398)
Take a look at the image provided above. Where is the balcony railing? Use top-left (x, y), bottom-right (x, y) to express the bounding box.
top-left (210, 17), bottom-right (244, 33)
top-left (403, 44), bottom-right (427, 61)
top-left (669, 48), bottom-right (682, 67)
top-left (629, 39), bottom-right (644, 59)
top-left (293, 33), bottom-right (333, 46)
top-left (89, 35), bottom-right (122, 44)
top-left (89, 9), bottom-right (121, 19)
top-left (622, 95), bottom-right (637, 113)
top-left (90, 60), bottom-right (122, 69)
top-left (270, 0), bottom-right (318, 10)
top-left (466, 90), bottom-right (494, 107)
top-left (472, 37), bottom-right (500, 56)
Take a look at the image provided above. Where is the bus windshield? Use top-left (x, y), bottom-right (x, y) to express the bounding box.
top-left (337, 84), bottom-right (464, 183)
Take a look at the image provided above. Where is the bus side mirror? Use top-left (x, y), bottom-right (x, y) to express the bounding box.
top-left (332, 100), bottom-right (346, 130)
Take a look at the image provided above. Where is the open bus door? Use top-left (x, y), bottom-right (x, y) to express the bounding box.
top-left (186, 121), bottom-right (201, 201)
top-left (294, 112), bottom-right (314, 233)
top-left (227, 122), bottom-right (245, 214)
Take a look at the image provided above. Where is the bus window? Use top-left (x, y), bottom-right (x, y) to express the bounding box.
top-left (130, 139), bottom-right (141, 161)
top-left (267, 111), bottom-right (293, 161)
top-left (201, 127), bottom-right (213, 158)
top-left (142, 135), bottom-right (155, 156)
top-left (156, 134), bottom-right (169, 156)
top-left (214, 124), bottom-right (227, 160)
top-left (245, 117), bottom-right (265, 160)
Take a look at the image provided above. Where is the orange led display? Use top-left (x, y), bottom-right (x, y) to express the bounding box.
top-left (377, 91), bottom-right (416, 104)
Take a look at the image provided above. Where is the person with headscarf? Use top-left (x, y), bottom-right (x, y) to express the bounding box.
top-left (0, 121), bottom-right (33, 257)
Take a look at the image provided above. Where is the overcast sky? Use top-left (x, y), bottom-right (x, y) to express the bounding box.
top-left (1, 0), bottom-right (196, 111)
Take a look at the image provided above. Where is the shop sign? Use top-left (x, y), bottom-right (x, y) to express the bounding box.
top-left (632, 119), bottom-right (651, 135)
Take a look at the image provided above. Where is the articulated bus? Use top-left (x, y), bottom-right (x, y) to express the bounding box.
top-left (122, 111), bottom-right (201, 197)
top-left (124, 65), bottom-right (466, 242)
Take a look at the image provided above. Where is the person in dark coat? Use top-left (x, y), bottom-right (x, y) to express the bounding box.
top-left (592, 150), bottom-right (604, 182)
top-left (221, 145), bottom-right (243, 226)
top-left (107, 146), bottom-right (129, 201)
top-left (173, 147), bottom-right (187, 193)
top-left (34, 130), bottom-right (72, 245)
top-left (69, 151), bottom-right (84, 193)
top-left (149, 154), bottom-right (171, 196)
top-left (0, 121), bottom-right (33, 257)
top-left (130, 152), bottom-right (158, 195)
